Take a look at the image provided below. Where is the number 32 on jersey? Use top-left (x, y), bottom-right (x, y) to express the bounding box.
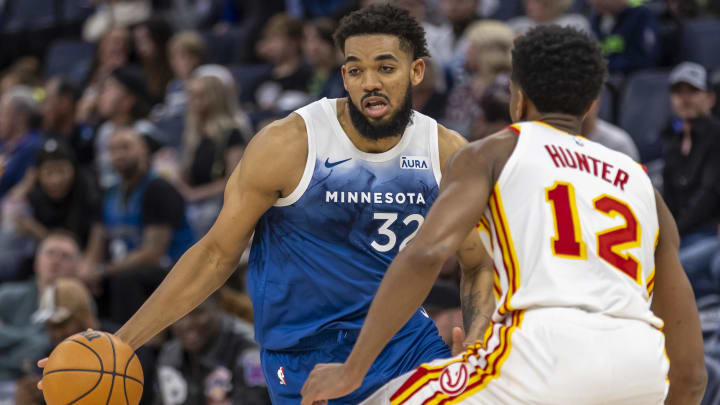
top-left (546, 181), bottom-right (642, 284)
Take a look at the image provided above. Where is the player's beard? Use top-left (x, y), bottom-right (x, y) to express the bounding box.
top-left (347, 84), bottom-right (414, 141)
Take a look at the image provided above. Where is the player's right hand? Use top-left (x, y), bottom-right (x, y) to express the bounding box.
top-left (36, 358), bottom-right (47, 390)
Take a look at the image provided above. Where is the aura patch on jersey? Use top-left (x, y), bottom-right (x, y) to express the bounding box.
top-left (400, 156), bottom-right (429, 170)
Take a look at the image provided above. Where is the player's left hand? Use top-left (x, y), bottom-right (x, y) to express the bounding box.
top-left (452, 326), bottom-right (467, 356)
top-left (301, 362), bottom-right (362, 405)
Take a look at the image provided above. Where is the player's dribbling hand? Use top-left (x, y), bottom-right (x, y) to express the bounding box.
top-left (36, 358), bottom-right (47, 390)
top-left (300, 362), bottom-right (362, 405)
top-left (37, 328), bottom-right (97, 391)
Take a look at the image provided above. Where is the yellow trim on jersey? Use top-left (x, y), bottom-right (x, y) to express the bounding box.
top-left (592, 194), bottom-right (643, 285)
top-left (390, 314), bottom-right (504, 405)
top-left (489, 187), bottom-right (521, 316)
top-left (646, 268), bottom-right (656, 297)
top-left (545, 182), bottom-right (588, 260)
top-left (647, 230), bottom-right (660, 298)
top-left (423, 311), bottom-right (525, 405)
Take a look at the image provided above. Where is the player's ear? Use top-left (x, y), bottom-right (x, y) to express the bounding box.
top-left (515, 89), bottom-right (527, 121)
top-left (409, 58), bottom-right (425, 86)
top-left (581, 99), bottom-right (599, 122)
top-left (340, 64), bottom-right (349, 92)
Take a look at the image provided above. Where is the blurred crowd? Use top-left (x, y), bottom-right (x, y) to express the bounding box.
top-left (0, 0), bottom-right (719, 404)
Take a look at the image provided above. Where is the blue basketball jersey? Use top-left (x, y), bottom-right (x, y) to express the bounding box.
top-left (248, 98), bottom-right (443, 351)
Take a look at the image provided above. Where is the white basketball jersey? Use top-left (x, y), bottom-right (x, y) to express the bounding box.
top-left (482, 121), bottom-right (663, 328)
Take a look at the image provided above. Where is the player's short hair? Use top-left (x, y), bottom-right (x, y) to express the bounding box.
top-left (511, 25), bottom-right (606, 116)
top-left (333, 4), bottom-right (429, 60)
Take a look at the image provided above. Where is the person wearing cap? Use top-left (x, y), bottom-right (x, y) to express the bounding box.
top-left (42, 76), bottom-right (96, 169)
top-left (9, 139), bottom-right (102, 250)
top-left (0, 232), bottom-right (81, 385)
top-left (94, 65), bottom-right (160, 189)
top-left (0, 86), bottom-right (43, 200)
top-left (14, 277), bottom-right (101, 405)
top-left (662, 61), bottom-right (720, 298)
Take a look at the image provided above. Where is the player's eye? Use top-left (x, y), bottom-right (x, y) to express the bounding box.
top-left (380, 65), bottom-right (395, 73)
top-left (347, 67), bottom-right (361, 76)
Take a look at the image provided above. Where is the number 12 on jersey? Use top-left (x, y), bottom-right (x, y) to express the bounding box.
top-left (545, 181), bottom-right (642, 283)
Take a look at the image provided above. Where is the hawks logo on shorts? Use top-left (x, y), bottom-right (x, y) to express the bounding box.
top-left (438, 363), bottom-right (469, 396)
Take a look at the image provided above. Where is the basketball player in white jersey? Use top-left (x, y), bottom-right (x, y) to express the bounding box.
top-left (38, 5), bottom-right (495, 404)
top-left (301, 25), bottom-right (707, 405)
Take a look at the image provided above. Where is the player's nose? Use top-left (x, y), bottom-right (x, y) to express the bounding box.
top-left (361, 71), bottom-right (382, 93)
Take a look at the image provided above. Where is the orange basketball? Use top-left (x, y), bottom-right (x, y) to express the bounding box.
top-left (42, 331), bottom-right (144, 405)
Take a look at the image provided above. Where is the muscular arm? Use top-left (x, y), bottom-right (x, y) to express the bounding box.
top-left (438, 126), bottom-right (495, 343)
top-left (457, 233), bottom-right (495, 343)
top-left (115, 115), bottom-right (307, 349)
top-left (338, 132), bottom-right (513, 385)
top-left (651, 190), bottom-right (707, 405)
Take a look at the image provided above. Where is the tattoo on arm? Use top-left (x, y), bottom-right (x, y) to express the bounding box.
top-left (462, 290), bottom-right (491, 331)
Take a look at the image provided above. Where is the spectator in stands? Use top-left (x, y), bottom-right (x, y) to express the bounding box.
top-left (42, 76), bottom-right (95, 168)
top-left (83, 127), bottom-right (194, 324)
top-left (435, 0), bottom-right (482, 67)
top-left (13, 139), bottom-right (102, 250)
top-left (508, 0), bottom-right (591, 35)
top-left (82, 0), bottom-right (151, 42)
top-left (154, 31), bottom-right (206, 120)
top-left (14, 278), bottom-right (99, 405)
top-left (253, 13), bottom-right (313, 113)
top-left (0, 232), bottom-right (81, 382)
top-left (423, 281), bottom-right (463, 347)
top-left (156, 72), bottom-right (250, 236)
top-left (661, 62), bottom-right (720, 297)
top-left (155, 292), bottom-right (270, 405)
top-left (0, 57), bottom-right (42, 94)
top-left (94, 66), bottom-right (158, 189)
top-left (589, 0), bottom-right (661, 75)
top-left (391, 0), bottom-right (458, 70)
top-left (132, 18), bottom-right (174, 104)
top-left (0, 86), bottom-right (43, 199)
top-left (668, 0), bottom-right (701, 18)
top-left (444, 20), bottom-right (514, 136)
top-left (582, 92), bottom-right (640, 160)
top-left (470, 73), bottom-right (512, 141)
top-left (412, 58), bottom-right (449, 121)
top-left (82, 26), bottom-right (132, 96)
top-left (302, 18), bottom-right (345, 101)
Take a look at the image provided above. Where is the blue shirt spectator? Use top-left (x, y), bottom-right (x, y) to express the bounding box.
top-left (0, 87), bottom-right (43, 199)
top-left (591, 0), bottom-right (661, 74)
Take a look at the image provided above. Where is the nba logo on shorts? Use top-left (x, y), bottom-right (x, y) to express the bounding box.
top-left (439, 363), bottom-right (469, 397)
top-left (277, 367), bottom-right (287, 385)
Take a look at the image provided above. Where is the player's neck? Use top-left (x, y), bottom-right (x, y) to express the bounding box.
top-left (336, 98), bottom-right (404, 154)
top-left (532, 113), bottom-right (583, 136)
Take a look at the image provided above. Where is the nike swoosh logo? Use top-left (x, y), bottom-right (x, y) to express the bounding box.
top-left (324, 157), bottom-right (352, 168)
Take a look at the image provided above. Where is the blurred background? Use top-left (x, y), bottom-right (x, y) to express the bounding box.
top-left (0, 0), bottom-right (719, 404)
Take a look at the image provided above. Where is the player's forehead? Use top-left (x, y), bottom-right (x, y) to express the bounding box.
top-left (343, 34), bottom-right (410, 63)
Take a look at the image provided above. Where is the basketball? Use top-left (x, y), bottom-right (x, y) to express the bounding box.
top-left (42, 331), bottom-right (143, 405)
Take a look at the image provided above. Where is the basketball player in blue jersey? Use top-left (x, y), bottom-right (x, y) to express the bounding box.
top-left (38, 5), bottom-right (495, 404)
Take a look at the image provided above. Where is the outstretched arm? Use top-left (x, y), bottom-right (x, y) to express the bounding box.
top-left (113, 116), bottom-right (307, 349)
top-left (651, 190), bottom-right (707, 405)
top-left (300, 133), bottom-right (508, 404)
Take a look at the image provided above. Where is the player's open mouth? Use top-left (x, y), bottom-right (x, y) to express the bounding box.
top-left (363, 97), bottom-right (390, 118)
